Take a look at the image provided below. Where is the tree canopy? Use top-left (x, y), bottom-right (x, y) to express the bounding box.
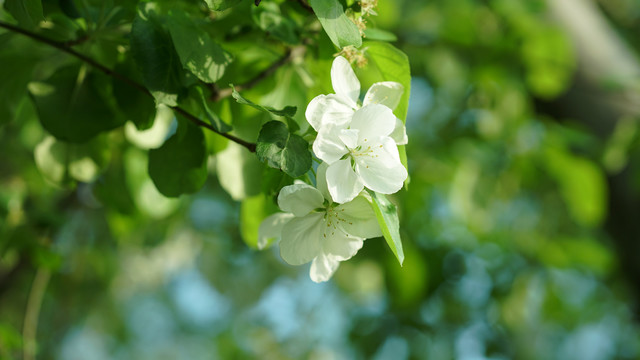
top-left (1, 0), bottom-right (640, 359)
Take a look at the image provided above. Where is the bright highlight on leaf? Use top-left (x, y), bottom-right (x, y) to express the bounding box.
top-left (369, 191), bottom-right (404, 266)
top-left (309, 0), bottom-right (362, 49)
top-left (168, 10), bottom-right (233, 84)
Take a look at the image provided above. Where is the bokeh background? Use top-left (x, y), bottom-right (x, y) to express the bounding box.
top-left (2, 0), bottom-right (640, 359)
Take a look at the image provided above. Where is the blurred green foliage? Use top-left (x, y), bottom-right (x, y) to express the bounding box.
top-left (1, 0), bottom-right (640, 359)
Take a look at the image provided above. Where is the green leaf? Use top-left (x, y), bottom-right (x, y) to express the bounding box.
top-left (29, 65), bottom-right (124, 143)
top-left (369, 191), bottom-right (404, 266)
top-left (256, 121), bottom-right (311, 178)
top-left (167, 10), bottom-right (233, 84)
top-left (358, 41), bottom-right (411, 186)
top-left (205, 0), bottom-right (242, 11)
top-left (309, 0), bottom-right (362, 48)
top-left (231, 87), bottom-right (297, 118)
top-left (34, 135), bottom-right (111, 185)
top-left (216, 142), bottom-right (264, 200)
top-left (363, 28), bottom-right (398, 42)
top-left (93, 156), bottom-right (137, 215)
top-left (240, 193), bottom-right (278, 249)
top-left (251, 2), bottom-right (299, 44)
top-left (130, 5), bottom-right (185, 106)
top-left (192, 86), bottom-right (232, 133)
top-left (359, 41), bottom-right (411, 121)
top-left (0, 37), bottom-right (39, 127)
top-left (148, 119), bottom-right (208, 197)
top-left (545, 147), bottom-right (606, 226)
top-left (4, 0), bottom-right (44, 29)
top-left (113, 57), bottom-right (156, 130)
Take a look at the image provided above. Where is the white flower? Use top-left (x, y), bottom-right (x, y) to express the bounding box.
top-left (305, 56), bottom-right (408, 145)
top-left (312, 103), bottom-right (408, 203)
top-left (258, 164), bottom-right (382, 283)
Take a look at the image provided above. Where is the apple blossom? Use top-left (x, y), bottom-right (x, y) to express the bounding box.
top-left (305, 56), bottom-right (408, 145)
top-left (258, 165), bottom-right (381, 283)
top-left (312, 103), bottom-right (408, 203)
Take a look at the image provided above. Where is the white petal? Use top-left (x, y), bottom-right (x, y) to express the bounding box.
top-left (349, 104), bottom-right (396, 140)
top-left (335, 196), bottom-right (382, 239)
top-left (338, 129), bottom-right (359, 149)
top-left (316, 162), bottom-right (331, 201)
top-left (363, 81), bottom-right (404, 110)
top-left (355, 137), bottom-right (407, 194)
top-left (277, 184), bottom-right (325, 217)
top-left (280, 212), bottom-right (324, 265)
top-left (310, 253), bottom-right (340, 283)
top-left (331, 56), bottom-right (360, 106)
top-left (313, 124), bottom-right (349, 164)
top-left (305, 94), bottom-right (356, 131)
top-left (258, 213), bottom-right (295, 249)
top-left (326, 159), bottom-right (364, 204)
top-left (390, 117), bottom-right (408, 145)
top-left (322, 227), bottom-right (364, 261)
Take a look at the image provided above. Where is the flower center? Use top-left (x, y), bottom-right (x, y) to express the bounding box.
top-left (322, 205), bottom-right (352, 238)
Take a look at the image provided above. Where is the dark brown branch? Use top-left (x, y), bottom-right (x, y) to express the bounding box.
top-left (0, 20), bottom-right (257, 152)
top-left (211, 46), bottom-right (306, 102)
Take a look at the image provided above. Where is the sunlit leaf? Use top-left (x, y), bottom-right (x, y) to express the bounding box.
top-left (368, 191), bottom-right (404, 265)
top-left (309, 0), bottom-right (362, 48)
top-left (167, 10), bottom-right (233, 84)
top-left (130, 5), bottom-right (185, 106)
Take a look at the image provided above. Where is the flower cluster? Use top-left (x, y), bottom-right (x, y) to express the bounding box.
top-left (259, 56), bottom-right (408, 282)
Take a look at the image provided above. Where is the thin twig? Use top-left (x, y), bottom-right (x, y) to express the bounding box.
top-left (0, 20), bottom-right (257, 152)
top-left (22, 268), bottom-right (51, 360)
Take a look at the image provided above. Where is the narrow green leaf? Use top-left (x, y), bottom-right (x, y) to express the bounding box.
top-left (256, 121), bottom-right (311, 178)
top-left (309, 0), bottom-right (361, 48)
top-left (167, 10), bottom-right (233, 84)
top-left (231, 87), bottom-right (297, 117)
top-left (192, 86), bottom-right (232, 133)
top-left (130, 6), bottom-right (185, 106)
top-left (369, 191), bottom-right (404, 266)
top-left (4, 0), bottom-right (43, 29)
top-left (148, 119), bottom-right (208, 197)
top-left (363, 28), bottom-right (398, 42)
top-left (30, 65), bottom-right (124, 143)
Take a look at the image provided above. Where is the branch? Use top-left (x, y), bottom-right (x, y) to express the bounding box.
top-left (0, 20), bottom-right (257, 153)
top-left (211, 46), bottom-right (306, 102)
